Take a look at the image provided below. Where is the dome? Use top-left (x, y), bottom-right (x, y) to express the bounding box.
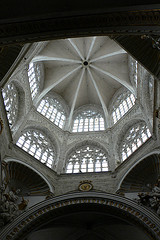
top-left (1, 35), bottom-right (153, 175)
top-left (31, 36), bottom-right (135, 130)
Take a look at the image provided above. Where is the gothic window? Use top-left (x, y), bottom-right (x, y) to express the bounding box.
top-left (37, 96), bottom-right (66, 129)
top-left (120, 122), bottom-right (151, 161)
top-left (66, 145), bottom-right (108, 173)
top-left (28, 62), bottom-right (41, 99)
top-left (16, 130), bottom-right (55, 168)
top-left (72, 109), bottom-right (105, 132)
top-left (2, 83), bottom-right (18, 127)
top-left (112, 91), bottom-right (135, 124)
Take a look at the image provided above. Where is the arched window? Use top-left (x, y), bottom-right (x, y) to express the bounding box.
top-left (66, 145), bottom-right (108, 173)
top-left (112, 91), bottom-right (135, 124)
top-left (120, 122), bottom-right (151, 161)
top-left (37, 96), bottom-right (66, 129)
top-left (2, 83), bottom-right (18, 127)
top-left (28, 62), bottom-right (41, 99)
top-left (16, 130), bottom-right (55, 168)
top-left (72, 108), bottom-right (105, 132)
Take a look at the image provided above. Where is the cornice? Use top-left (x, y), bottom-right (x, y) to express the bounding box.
top-left (0, 10), bottom-right (160, 46)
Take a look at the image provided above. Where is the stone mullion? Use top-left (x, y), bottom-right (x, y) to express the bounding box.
top-left (72, 160), bottom-right (76, 173)
top-left (122, 100), bottom-right (127, 116)
top-left (99, 155), bottom-right (103, 171)
top-left (86, 156), bottom-right (89, 172)
top-left (80, 150), bottom-right (83, 172)
top-left (93, 117), bottom-right (95, 131)
top-left (82, 118), bottom-right (85, 132)
top-left (126, 96), bottom-right (130, 109)
top-left (88, 118), bottom-right (90, 131)
top-left (93, 150), bottom-right (96, 172)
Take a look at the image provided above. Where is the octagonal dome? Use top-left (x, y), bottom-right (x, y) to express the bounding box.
top-left (31, 36), bottom-right (135, 129)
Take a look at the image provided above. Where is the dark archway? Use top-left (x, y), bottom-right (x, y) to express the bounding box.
top-left (0, 192), bottom-right (159, 240)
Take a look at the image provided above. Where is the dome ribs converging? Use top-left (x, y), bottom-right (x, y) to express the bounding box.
top-left (67, 69), bottom-right (85, 129)
top-left (31, 36), bottom-right (133, 130)
top-left (32, 55), bottom-right (81, 64)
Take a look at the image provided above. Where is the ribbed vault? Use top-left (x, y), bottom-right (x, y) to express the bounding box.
top-left (33, 36), bottom-right (135, 128)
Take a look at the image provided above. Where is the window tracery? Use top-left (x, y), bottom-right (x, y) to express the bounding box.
top-left (72, 109), bottom-right (105, 132)
top-left (66, 145), bottom-right (108, 173)
top-left (129, 57), bottom-right (138, 88)
top-left (112, 91), bottom-right (135, 124)
top-left (27, 62), bottom-right (41, 99)
top-left (2, 83), bottom-right (18, 127)
top-left (37, 96), bottom-right (66, 129)
top-left (120, 122), bottom-right (151, 161)
top-left (16, 130), bottom-right (55, 168)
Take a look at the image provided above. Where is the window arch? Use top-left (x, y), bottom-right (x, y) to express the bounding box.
top-left (37, 96), bottom-right (66, 129)
top-left (16, 130), bottom-right (55, 168)
top-left (72, 108), bottom-right (105, 132)
top-left (112, 91), bottom-right (135, 125)
top-left (28, 62), bottom-right (41, 99)
top-left (66, 145), bottom-right (108, 173)
top-left (2, 82), bottom-right (18, 127)
top-left (120, 122), bottom-right (151, 161)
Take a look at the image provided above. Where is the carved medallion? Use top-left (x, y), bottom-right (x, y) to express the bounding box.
top-left (78, 180), bottom-right (93, 192)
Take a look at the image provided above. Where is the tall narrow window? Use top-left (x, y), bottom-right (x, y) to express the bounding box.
top-left (2, 83), bottom-right (18, 127)
top-left (72, 108), bottom-right (105, 132)
top-left (37, 96), bottom-right (66, 129)
top-left (28, 62), bottom-right (41, 99)
top-left (120, 122), bottom-right (151, 161)
top-left (16, 130), bottom-right (55, 168)
top-left (112, 91), bottom-right (135, 124)
top-left (66, 145), bottom-right (108, 173)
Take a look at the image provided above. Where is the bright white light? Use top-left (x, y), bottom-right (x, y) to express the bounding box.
top-left (66, 145), bottom-right (108, 173)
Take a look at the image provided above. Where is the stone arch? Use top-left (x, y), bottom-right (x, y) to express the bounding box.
top-left (72, 104), bottom-right (106, 132)
top-left (16, 126), bottom-right (59, 169)
top-left (0, 192), bottom-right (159, 240)
top-left (3, 157), bottom-right (54, 193)
top-left (65, 139), bottom-right (109, 160)
top-left (36, 90), bottom-right (70, 116)
top-left (36, 90), bottom-right (69, 130)
top-left (27, 61), bottom-right (45, 100)
top-left (117, 150), bottom-right (160, 193)
top-left (64, 140), bottom-right (109, 173)
top-left (108, 86), bottom-right (136, 126)
top-left (115, 119), bottom-right (151, 163)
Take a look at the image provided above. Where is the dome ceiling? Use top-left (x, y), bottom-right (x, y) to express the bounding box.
top-left (32, 36), bottom-right (135, 116)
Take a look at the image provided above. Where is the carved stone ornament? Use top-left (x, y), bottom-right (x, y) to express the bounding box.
top-left (136, 178), bottom-right (160, 217)
top-left (78, 180), bottom-right (93, 192)
top-left (0, 184), bottom-right (29, 229)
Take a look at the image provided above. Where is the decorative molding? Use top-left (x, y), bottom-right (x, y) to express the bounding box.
top-left (0, 10), bottom-right (160, 46)
top-left (78, 180), bottom-right (93, 192)
top-left (0, 192), bottom-right (160, 239)
top-left (141, 35), bottom-right (160, 51)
